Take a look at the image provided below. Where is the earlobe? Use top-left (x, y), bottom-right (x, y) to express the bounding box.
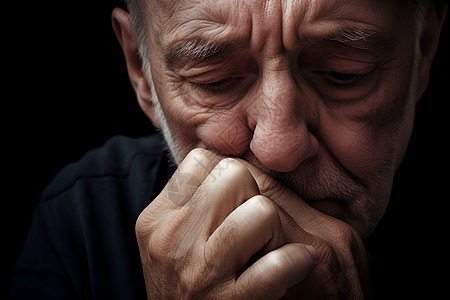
top-left (111, 8), bottom-right (161, 129)
top-left (415, 3), bottom-right (448, 101)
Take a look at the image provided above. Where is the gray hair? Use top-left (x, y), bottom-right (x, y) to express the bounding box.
top-left (123, 0), bottom-right (150, 71)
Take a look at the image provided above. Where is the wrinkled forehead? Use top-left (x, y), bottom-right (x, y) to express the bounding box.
top-left (146, 0), bottom-right (198, 20)
top-left (147, 0), bottom-right (404, 34)
top-left (147, 0), bottom-right (404, 23)
top-left (149, 0), bottom-right (405, 46)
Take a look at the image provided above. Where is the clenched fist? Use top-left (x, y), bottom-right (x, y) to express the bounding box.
top-left (136, 148), bottom-right (371, 299)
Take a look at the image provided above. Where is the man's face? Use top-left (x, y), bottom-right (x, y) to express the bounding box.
top-left (143, 0), bottom-right (421, 237)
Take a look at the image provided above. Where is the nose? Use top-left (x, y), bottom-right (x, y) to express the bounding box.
top-left (246, 69), bottom-right (319, 172)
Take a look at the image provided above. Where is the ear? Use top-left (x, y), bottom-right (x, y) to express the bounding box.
top-left (111, 8), bottom-right (161, 128)
top-left (415, 2), bottom-right (448, 101)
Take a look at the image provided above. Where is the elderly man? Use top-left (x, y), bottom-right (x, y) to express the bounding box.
top-left (10, 0), bottom-right (447, 299)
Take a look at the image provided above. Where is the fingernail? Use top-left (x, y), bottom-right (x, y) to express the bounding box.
top-left (305, 245), bottom-right (319, 264)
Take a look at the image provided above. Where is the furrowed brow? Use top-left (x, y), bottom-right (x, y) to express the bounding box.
top-left (321, 27), bottom-right (396, 53)
top-left (164, 38), bottom-right (246, 70)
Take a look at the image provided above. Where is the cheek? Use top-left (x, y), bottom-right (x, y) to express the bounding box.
top-left (320, 122), bottom-right (378, 178)
top-left (158, 85), bottom-right (253, 158)
top-left (320, 55), bottom-right (416, 182)
top-left (153, 61), bottom-right (254, 157)
top-left (319, 90), bottom-right (412, 184)
top-left (196, 113), bottom-right (253, 156)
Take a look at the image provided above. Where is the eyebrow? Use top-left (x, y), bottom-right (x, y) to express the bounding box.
top-left (329, 28), bottom-right (375, 47)
top-left (164, 27), bottom-right (395, 70)
top-left (164, 38), bottom-right (247, 70)
top-left (305, 27), bottom-right (397, 55)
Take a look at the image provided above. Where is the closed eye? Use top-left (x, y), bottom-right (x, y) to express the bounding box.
top-left (327, 71), bottom-right (365, 86)
top-left (191, 77), bottom-right (241, 93)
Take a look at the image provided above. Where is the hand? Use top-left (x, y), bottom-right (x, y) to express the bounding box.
top-left (135, 148), bottom-right (318, 299)
top-left (240, 160), bottom-right (373, 299)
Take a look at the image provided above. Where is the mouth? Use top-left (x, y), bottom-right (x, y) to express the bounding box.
top-left (306, 198), bottom-right (347, 220)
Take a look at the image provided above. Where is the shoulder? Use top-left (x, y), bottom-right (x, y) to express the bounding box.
top-left (42, 133), bottom-right (171, 201)
top-left (11, 134), bottom-right (171, 298)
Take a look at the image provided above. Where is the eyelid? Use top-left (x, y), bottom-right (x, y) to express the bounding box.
top-left (188, 76), bottom-right (244, 94)
top-left (327, 71), bottom-right (367, 84)
top-left (185, 72), bottom-right (230, 84)
top-left (313, 69), bottom-right (378, 103)
top-left (192, 77), bottom-right (235, 89)
top-left (326, 63), bottom-right (374, 75)
top-left (311, 60), bottom-right (375, 82)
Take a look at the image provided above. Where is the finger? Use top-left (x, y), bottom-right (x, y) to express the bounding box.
top-left (140, 156), bottom-right (259, 254)
top-left (193, 158), bottom-right (260, 235)
top-left (235, 243), bottom-right (317, 299)
top-left (236, 158), bottom-right (310, 210)
top-left (235, 158), bottom-right (322, 234)
top-left (204, 195), bottom-right (285, 276)
top-left (136, 148), bottom-right (221, 236)
top-left (159, 148), bottom-right (221, 208)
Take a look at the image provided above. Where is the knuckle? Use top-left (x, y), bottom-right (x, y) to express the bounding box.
top-left (333, 221), bottom-right (360, 248)
top-left (135, 211), bottom-right (183, 265)
top-left (187, 147), bottom-right (212, 159)
top-left (255, 172), bottom-right (284, 200)
top-left (135, 208), bottom-right (154, 242)
top-left (147, 233), bottom-right (171, 264)
top-left (135, 201), bottom-right (165, 242)
top-left (211, 158), bottom-right (258, 190)
top-left (216, 158), bottom-right (248, 177)
top-left (317, 225), bottom-right (356, 266)
top-left (180, 267), bottom-right (218, 297)
top-left (311, 223), bottom-right (366, 298)
top-left (186, 147), bottom-right (219, 165)
top-left (317, 241), bottom-right (339, 266)
top-left (136, 226), bottom-right (166, 263)
top-left (247, 195), bottom-right (279, 222)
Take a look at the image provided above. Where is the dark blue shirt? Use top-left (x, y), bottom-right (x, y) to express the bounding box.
top-left (9, 134), bottom-right (175, 299)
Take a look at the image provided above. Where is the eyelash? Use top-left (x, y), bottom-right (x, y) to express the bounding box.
top-left (192, 77), bottom-right (238, 93)
top-left (190, 70), bottom-right (369, 95)
top-left (325, 71), bottom-right (369, 87)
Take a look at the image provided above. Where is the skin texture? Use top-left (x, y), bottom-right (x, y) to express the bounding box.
top-left (112, 0), bottom-right (447, 298)
top-left (136, 149), bottom-right (370, 298)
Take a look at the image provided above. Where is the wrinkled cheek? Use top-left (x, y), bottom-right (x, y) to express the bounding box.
top-left (162, 95), bottom-right (254, 157)
top-left (339, 133), bottom-right (395, 181)
top-left (197, 116), bottom-right (253, 156)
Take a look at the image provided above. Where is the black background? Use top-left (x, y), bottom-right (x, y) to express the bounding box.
top-left (4, 0), bottom-right (449, 298)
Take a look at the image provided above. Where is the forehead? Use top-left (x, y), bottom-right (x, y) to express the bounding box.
top-left (148, 0), bottom-right (405, 52)
top-left (149, 0), bottom-right (403, 25)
